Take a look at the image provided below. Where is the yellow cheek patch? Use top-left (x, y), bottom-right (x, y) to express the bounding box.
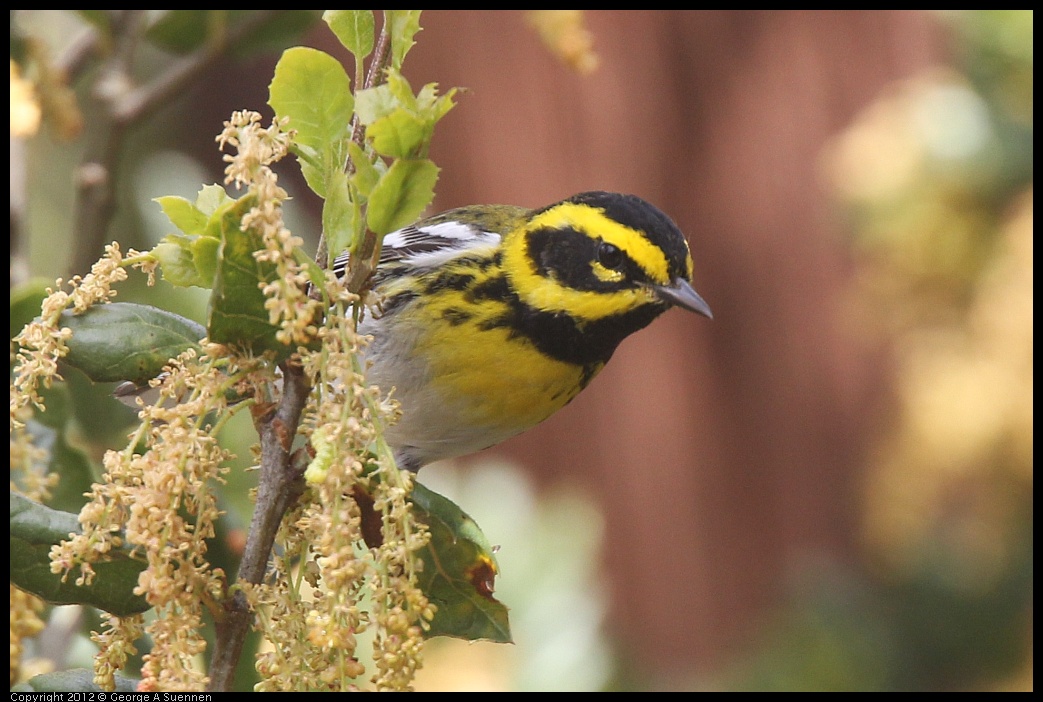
top-left (503, 238), bottom-right (652, 319)
top-left (501, 202), bottom-right (670, 319)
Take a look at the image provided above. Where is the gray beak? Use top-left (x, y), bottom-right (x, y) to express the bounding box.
top-left (654, 278), bottom-right (713, 319)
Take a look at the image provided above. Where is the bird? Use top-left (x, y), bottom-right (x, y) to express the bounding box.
top-left (340, 190), bottom-right (712, 472)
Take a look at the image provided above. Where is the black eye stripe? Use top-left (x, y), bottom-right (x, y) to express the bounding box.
top-left (525, 226), bottom-right (649, 293)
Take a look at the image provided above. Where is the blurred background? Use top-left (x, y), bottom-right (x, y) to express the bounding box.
top-left (11, 10), bottom-right (1032, 691)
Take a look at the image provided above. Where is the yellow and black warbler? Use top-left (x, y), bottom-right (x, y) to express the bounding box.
top-left (342, 191), bottom-right (712, 472)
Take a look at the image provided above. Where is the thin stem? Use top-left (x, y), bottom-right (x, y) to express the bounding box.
top-left (208, 359), bottom-right (311, 692)
top-left (351, 17), bottom-right (392, 150)
top-left (337, 21), bottom-right (393, 290)
top-left (315, 17), bottom-right (393, 272)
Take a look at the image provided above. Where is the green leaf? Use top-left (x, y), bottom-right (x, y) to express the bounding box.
top-left (29, 382), bottom-right (71, 430)
top-left (294, 146), bottom-right (329, 199)
top-left (368, 109), bottom-right (429, 159)
top-left (324, 10), bottom-right (374, 60)
top-left (358, 74), bottom-right (456, 159)
top-left (354, 83), bottom-right (397, 126)
top-left (269, 46), bottom-right (353, 195)
top-left (411, 482), bottom-right (512, 642)
top-left (35, 416), bottom-right (96, 514)
top-left (59, 302), bottom-right (206, 384)
top-left (322, 169), bottom-right (358, 259)
top-left (152, 239), bottom-right (208, 288)
top-left (386, 10), bottom-right (423, 69)
top-left (270, 47), bottom-right (354, 151)
top-left (417, 83), bottom-right (459, 123)
top-left (155, 195), bottom-right (208, 236)
top-left (13, 669), bottom-right (140, 693)
top-left (152, 186), bottom-right (233, 288)
top-left (191, 233), bottom-right (221, 284)
top-left (385, 70), bottom-right (419, 111)
top-left (195, 183), bottom-right (235, 216)
top-left (366, 159), bottom-right (439, 236)
top-left (17, 378), bottom-right (105, 514)
top-left (292, 248), bottom-right (329, 292)
top-left (207, 201), bottom-right (287, 355)
top-left (348, 141), bottom-right (381, 197)
top-left (9, 492), bottom-right (150, 616)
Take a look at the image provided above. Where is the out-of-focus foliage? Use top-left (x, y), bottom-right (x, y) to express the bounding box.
top-left (414, 461), bottom-right (614, 692)
top-left (730, 10), bottom-right (1033, 691)
top-left (525, 11), bottom-right (599, 75)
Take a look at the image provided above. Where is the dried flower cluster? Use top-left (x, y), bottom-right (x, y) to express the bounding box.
top-left (91, 614), bottom-right (144, 692)
top-left (9, 586), bottom-right (47, 686)
top-left (10, 243), bottom-right (128, 686)
top-left (218, 110), bottom-right (321, 348)
top-left (248, 300), bottom-right (432, 691)
top-left (10, 400), bottom-right (57, 687)
top-left (218, 110), bottom-right (434, 691)
top-left (10, 59), bottom-right (41, 137)
top-left (9, 41), bottom-right (82, 141)
top-left (11, 243), bottom-right (126, 417)
top-left (48, 346), bottom-right (250, 691)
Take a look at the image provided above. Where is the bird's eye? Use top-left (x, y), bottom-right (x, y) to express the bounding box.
top-left (596, 241), bottom-right (624, 270)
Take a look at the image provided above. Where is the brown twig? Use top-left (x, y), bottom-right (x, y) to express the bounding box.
top-left (208, 359), bottom-right (311, 692)
top-left (208, 14), bottom-right (396, 690)
top-left (340, 23), bottom-right (393, 294)
top-left (315, 16), bottom-right (393, 273)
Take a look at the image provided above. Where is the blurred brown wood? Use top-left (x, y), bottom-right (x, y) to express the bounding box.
top-left (386, 10), bottom-right (943, 680)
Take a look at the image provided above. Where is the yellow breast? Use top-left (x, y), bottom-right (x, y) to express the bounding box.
top-left (422, 321), bottom-right (596, 432)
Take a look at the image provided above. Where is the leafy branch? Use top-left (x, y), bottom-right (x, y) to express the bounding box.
top-left (11, 10), bottom-right (509, 693)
